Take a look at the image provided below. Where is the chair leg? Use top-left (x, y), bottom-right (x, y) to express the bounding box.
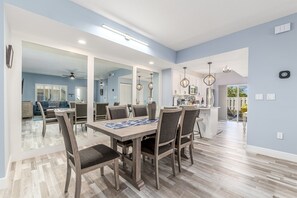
top-left (75, 173), bottom-right (81, 198)
top-left (42, 121), bottom-right (46, 137)
top-left (189, 144), bottom-right (194, 165)
top-left (177, 148), bottom-right (182, 173)
top-left (197, 121), bottom-right (202, 138)
top-left (155, 158), bottom-right (160, 189)
top-left (64, 160), bottom-right (71, 193)
top-left (114, 159), bottom-right (120, 190)
top-left (100, 167), bottom-right (104, 176)
top-left (171, 151), bottom-right (176, 177)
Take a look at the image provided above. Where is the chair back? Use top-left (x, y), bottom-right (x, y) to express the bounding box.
top-left (55, 111), bottom-right (80, 167)
top-left (132, 105), bottom-right (147, 117)
top-left (75, 103), bottom-right (87, 118)
top-left (69, 101), bottom-right (76, 108)
top-left (95, 103), bottom-right (108, 117)
top-left (37, 101), bottom-right (46, 120)
top-left (164, 106), bottom-right (179, 109)
top-left (106, 105), bottom-right (128, 120)
top-left (179, 107), bottom-right (199, 138)
top-left (156, 109), bottom-right (182, 147)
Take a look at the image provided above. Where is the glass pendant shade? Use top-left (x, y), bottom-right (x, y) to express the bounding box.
top-left (136, 76), bottom-right (143, 91)
top-left (203, 62), bottom-right (216, 86)
top-left (148, 73), bottom-right (153, 90)
top-left (180, 67), bottom-right (190, 88)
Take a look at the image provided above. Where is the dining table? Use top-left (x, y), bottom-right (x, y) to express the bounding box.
top-left (86, 117), bottom-right (158, 190)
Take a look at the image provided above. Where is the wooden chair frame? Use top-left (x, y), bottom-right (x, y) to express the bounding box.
top-left (142, 109), bottom-right (182, 189)
top-left (55, 111), bottom-right (120, 198)
top-left (176, 107), bottom-right (199, 172)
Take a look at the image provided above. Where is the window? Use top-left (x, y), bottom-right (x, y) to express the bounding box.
top-left (35, 84), bottom-right (68, 101)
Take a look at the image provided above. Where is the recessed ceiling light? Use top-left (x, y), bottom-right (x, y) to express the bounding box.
top-left (78, 40), bottom-right (86, 45)
top-left (149, 61), bottom-right (154, 65)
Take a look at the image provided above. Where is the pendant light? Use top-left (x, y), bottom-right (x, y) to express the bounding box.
top-left (203, 62), bottom-right (216, 86)
top-left (148, 73), bottom-right (153, 90)
top-left (136, 75), bottom-right (143, 91)
top-left (180, 67), bottom-right (190, 88)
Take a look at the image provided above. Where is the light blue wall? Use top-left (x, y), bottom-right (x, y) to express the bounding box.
top-left (22, 72), bottom-right (88, 102)
top-left (152, 72), bottom-right (159, 104)
top-left (0, 0), bottom-right (5, 178)
top-left (162, 69), bottom-right (172, 106)
top-left (107, 69), bottom-right (132, 105)
top-left (94, 79), bottom-right (108, 103)
top-left (177, 13), bottom-right (297, 154)
top-left (7, 0), bottom-right (176, 63)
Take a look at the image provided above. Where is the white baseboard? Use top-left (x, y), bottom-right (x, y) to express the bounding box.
top-left (0, 157), bottom-right (11, 189)
top-left (246, 145), bottom-right (297, 163)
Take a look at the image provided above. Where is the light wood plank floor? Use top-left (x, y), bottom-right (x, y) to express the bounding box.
top-left (22, 118), bottom-right (88, 151)
top-left (2, 121), bottom-right (297, 197)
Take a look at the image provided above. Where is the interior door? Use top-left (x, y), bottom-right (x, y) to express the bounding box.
top-left (120, 83), bottom-right (132, 105)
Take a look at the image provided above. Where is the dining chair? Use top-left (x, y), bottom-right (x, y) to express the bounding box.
top-left (95, 103), bottom-right (109, 121)
top-left (106, 105), bottom-right (133, 168)
top-left (141, 108), bottom-right (182, 189)
top-left (37, 101), bottom-right (58, 137)
top-left (132, 105), bottom-right (147, 117)
top-left (75, 103), bottom-right (87, 133)
top-left (176, 107), bottom-right (199, 172)
top-left (55, 111), bottom-right (120, 198)
top-left (69, 101), bottom-right (76, 108)
top-left (127, 104), bottom-right (133, 117)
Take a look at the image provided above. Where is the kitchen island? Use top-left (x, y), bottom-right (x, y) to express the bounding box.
top-left (197, 107), bottom-right (220, 139)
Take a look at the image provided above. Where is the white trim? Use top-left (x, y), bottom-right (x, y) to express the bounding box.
top-left (0, 157), bottom-right (11, 189)
top-left (246, 145), bottom-right (297, 163)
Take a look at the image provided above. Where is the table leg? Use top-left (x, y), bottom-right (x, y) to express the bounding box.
top-left (132, 137), bottom-right (145, 190)
top-left (110, 137), bottom-right (117, 150)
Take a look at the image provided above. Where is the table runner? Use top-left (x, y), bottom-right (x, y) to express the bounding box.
top-left (105, 118), bottom-right (158, 129)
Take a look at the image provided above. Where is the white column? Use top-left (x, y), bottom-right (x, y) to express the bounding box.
top-left (87, 55), bottom-right (94, 125)
top-left (132, 66), bottom-right (137, 105)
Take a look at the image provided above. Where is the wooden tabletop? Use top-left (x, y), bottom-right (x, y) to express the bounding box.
top-left (86, 117), bottom-right (158, 142)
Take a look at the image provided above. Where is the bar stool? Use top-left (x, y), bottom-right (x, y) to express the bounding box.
top-left (194, 109), bottom-right (203, 138)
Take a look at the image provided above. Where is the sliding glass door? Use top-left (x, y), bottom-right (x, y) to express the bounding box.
top-left (227, 85), bottom-right (248, 122)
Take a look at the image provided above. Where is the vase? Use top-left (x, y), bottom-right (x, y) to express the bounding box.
top-left (206, 87), bottom-right (214, 107)
top-left (148, 101), bottom-right (156, 120)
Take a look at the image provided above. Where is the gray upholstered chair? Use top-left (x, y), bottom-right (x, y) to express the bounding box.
top-left (141, 109), bottom-right (182, 189)
top-left (176, 107), bottom-right (198, 172)
top-left (132, 105), bottom-right (148, 117)
top-left (55, 111), bottom-right (120, 198)
top-left (37, 101), bottom-right (58, 137)
top-left (95, 103), bottom-right (108, 121)
top-left (106, 105), bottom-right (133, 168)
top-left (69, 101), bottom-right (76, 108)
top-left (74, 103), bottom-right (87, 133)
top-left (106, 105), bottom-right (128, 120)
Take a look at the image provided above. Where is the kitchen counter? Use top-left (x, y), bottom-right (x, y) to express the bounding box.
top-left (197, 107), bottom-right (220, 138)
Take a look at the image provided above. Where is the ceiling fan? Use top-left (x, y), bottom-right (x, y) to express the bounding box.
top-left (62, 72), bottom-right (76, 80)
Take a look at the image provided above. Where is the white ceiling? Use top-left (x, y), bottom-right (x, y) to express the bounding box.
top-left (178, 48), bottom-right (249, 77)
top-left (22, 41), bottom-right (88, 78)
top-left (7, 5), bottom-right (173, 77)
top-left (71, 0), bottom-right (297, 50)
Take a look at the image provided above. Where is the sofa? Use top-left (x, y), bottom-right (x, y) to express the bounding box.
top-left (33, 101), bottom-right (69, 116)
